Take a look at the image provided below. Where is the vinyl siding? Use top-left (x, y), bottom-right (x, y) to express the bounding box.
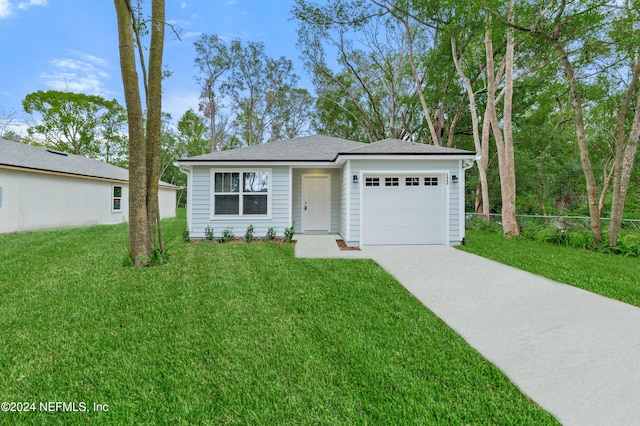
top-left (189, 166), bottom-right (290, 239)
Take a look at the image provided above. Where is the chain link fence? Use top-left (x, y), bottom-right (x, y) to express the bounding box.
top-left (466, 213), bottom-right (640, 234)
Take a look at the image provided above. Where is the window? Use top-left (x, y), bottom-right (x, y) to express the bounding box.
top-left (213, 171), bottom-right (269, 216)
top-left (112, 186), bottom-right (123, 212)
top-left (385, 177), bottom-right (399, 187)
top-left (405, 177), bottom-right (420, 186)
top-left (424, 177), bottom-right (438, 186)
top-left (365, 177), bottom-right (380, 187)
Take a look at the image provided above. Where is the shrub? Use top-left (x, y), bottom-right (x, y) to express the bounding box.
top-left (205, 226), bottom-right (215, 242)
top-left (283, 226), bottom-right (294, 243)
top-left (218, 228), bottom-right (234, 243)
top-left (244, 224), bottom-right (254, 243)
top-left (182, 229), bottom-right (190, 242)
top-left (264, 227), bottom-right (276, 242)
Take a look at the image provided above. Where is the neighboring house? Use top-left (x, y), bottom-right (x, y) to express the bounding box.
top-left (0, 138), bottom-right (177, 234)
top-left (177, 135), bottom-right (477, 247)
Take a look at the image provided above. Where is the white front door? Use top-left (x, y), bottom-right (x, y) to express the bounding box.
top-left (302, 175), bottom-right (331, 232)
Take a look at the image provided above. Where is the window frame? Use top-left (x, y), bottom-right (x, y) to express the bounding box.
top-left (385, 177), bottom-right (399, 187)
top-left (424, 177), bottom-right (439, 186)
top-left (112, 185), bottom-right (123, 212)
top-left (210, 169), bottom-right (272, 219)
top-left (365, 177), bottom-right (380, 187)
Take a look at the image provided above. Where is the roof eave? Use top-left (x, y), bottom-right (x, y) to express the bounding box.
top-left (176, 159), bottom-right (338, 167)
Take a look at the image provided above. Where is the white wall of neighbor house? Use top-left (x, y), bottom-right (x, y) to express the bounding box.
top-left (158, 186), bottom-right (177, 219)
top-left (0, 168), bottom-right (129, 234)
top-left (0, 168), bottom-right (177, 234)
top-left (347, 158), bottom-right (465, 246)
top-left (291, 167), bottom-right (342, 234)
top-left (188, 165), bottom-right (290, 239)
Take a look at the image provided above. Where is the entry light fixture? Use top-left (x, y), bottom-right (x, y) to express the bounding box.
top-left (451, 175), bottom-right (458, 183)
top-left (353, 174), bottom-right (358, 184)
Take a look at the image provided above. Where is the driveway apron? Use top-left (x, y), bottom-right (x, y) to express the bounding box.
top-left (295, 237), bottom-right (640, 426)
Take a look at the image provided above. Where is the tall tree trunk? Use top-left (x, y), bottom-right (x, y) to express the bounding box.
top-left (493, 4), bottom-right (519, 236)
top-left (609, 60), bottom-right (640, 246)
top-left (145, 0), bottom-right (166, 253)
top-left (551, 39), bottom-right (602, 244)
top-left (114, 0), bottom-right (151, 267)
top-left (403, 17), bottom-right (441, 145)
top-left (451, 33), bottom-right (490, 220)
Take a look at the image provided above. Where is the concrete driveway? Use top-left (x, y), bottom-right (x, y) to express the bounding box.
top-left (295, 236), bottom-right (640, 426)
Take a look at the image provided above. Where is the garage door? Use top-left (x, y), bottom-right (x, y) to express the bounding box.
top-left (362, 174), bottom-right (446, 245)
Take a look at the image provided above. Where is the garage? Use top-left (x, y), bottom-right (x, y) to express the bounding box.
top-left (361, 173), bottom-right (447, 245)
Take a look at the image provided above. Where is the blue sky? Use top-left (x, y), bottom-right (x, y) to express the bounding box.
top-left (0, 0), bottom-right (310, 132)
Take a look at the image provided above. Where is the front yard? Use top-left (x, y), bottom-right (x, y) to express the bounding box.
top-left (0, 213), bottom-right (557, 424)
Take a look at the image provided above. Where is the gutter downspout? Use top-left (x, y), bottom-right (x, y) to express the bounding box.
top-left (176, 163), bottom-right (192, 234)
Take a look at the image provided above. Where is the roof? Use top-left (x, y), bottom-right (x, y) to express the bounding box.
top-left (338, 138), bottom-right (475, 156)
top-left (178, 135), bottom-right (476, 164)
top-left (0, 138), bottom-right (176, 187)
top-left (181, 135), bottom-right (367, 162)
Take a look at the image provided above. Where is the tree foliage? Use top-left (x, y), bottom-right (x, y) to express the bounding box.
top-left (193, 36), bottom-right (313, 147)
top-left (22, 90), bottom-right (127, 164)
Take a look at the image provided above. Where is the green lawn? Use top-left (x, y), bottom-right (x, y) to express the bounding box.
top-left (0, 213), bottom-right (557, 424)
top-left (460, 230), bottom-right (640, 307)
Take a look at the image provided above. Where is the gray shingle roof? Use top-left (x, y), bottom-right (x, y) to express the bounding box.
top-left (338, 138), bottom-right (475, 156)
top-left (178, 135), bottom-right (475, 163)
top-left (181, 135), bottom-right (367, 162)
top-left (0, 138), bottom-right (176, 187)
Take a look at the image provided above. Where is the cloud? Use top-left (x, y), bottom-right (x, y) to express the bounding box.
top-left (180, 2), bottom-right (189, 9)
top-left (17, 0), bottom-right (46, 10)
top-left (0, 0), bottom-right (12, 18)
top-left (41, 52), bottom-right (112, 97)
top-left (0, 0), bottom-right (46, 19)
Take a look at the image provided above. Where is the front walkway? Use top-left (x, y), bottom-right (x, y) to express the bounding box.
top-left (294, 235), bottom-right (640, 426)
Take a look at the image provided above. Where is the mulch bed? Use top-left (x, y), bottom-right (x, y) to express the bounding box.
top-left (336, 239), bottom-right (361, 251)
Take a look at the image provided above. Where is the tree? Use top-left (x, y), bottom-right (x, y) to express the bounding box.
top-left (223, 39), bottom-right (301, 145)
top-left (177, 109), bottom-right (209, 156)
top-left (294, 0), bottom-right (445, 143)
top-left (22, 90), bottom-right (127, 161)
top-left (491, 0), bottom-right (606, 243)
top-left (194, 34), bottom-right (230, 152)
top-left (114, 0), bottom-right (166, 267)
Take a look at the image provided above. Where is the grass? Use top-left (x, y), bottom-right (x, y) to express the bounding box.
top-left (0, 212), bottom-right (557, 424)
top-left (460, 230), bottom-right (640, 307)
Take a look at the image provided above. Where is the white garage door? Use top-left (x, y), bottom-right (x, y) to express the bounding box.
top-left (362, 174), bottom-right (446, 245)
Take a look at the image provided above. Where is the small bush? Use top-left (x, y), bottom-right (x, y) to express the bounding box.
top-left (149, 247), bottom-right (170, 265)
top-left (244, 224), bottom-right (254, 243)
top-left (284, 226), bottom-right (294, 243)
top-left (205, 226), bottom-right (215, 242)
top-left (182, 229), bottom-right (190, 242)
top-left (218, 228), bottom-right (234, 243)
top-left (264, 227), bottom-right (276, 242)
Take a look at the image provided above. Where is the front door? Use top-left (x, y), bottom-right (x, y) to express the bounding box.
top-left (302, 175), bottom-right (331, 232)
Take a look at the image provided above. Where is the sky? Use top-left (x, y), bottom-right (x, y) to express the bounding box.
top-left (0, 0), bottom-right (311, 133)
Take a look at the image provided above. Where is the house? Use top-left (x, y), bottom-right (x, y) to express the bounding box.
top-left (0, 138), bottom-right (177, 234)
top-left (177, 135), bottom-right (477, 247)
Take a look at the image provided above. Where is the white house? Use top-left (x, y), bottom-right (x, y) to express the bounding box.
top-left (177, 135), bottom-right (477, 247)
top-left (0, 138), bottom-right (177, 234)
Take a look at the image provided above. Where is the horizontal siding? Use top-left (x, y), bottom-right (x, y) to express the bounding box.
top-left (189, 166), bottom-right (290, 239)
